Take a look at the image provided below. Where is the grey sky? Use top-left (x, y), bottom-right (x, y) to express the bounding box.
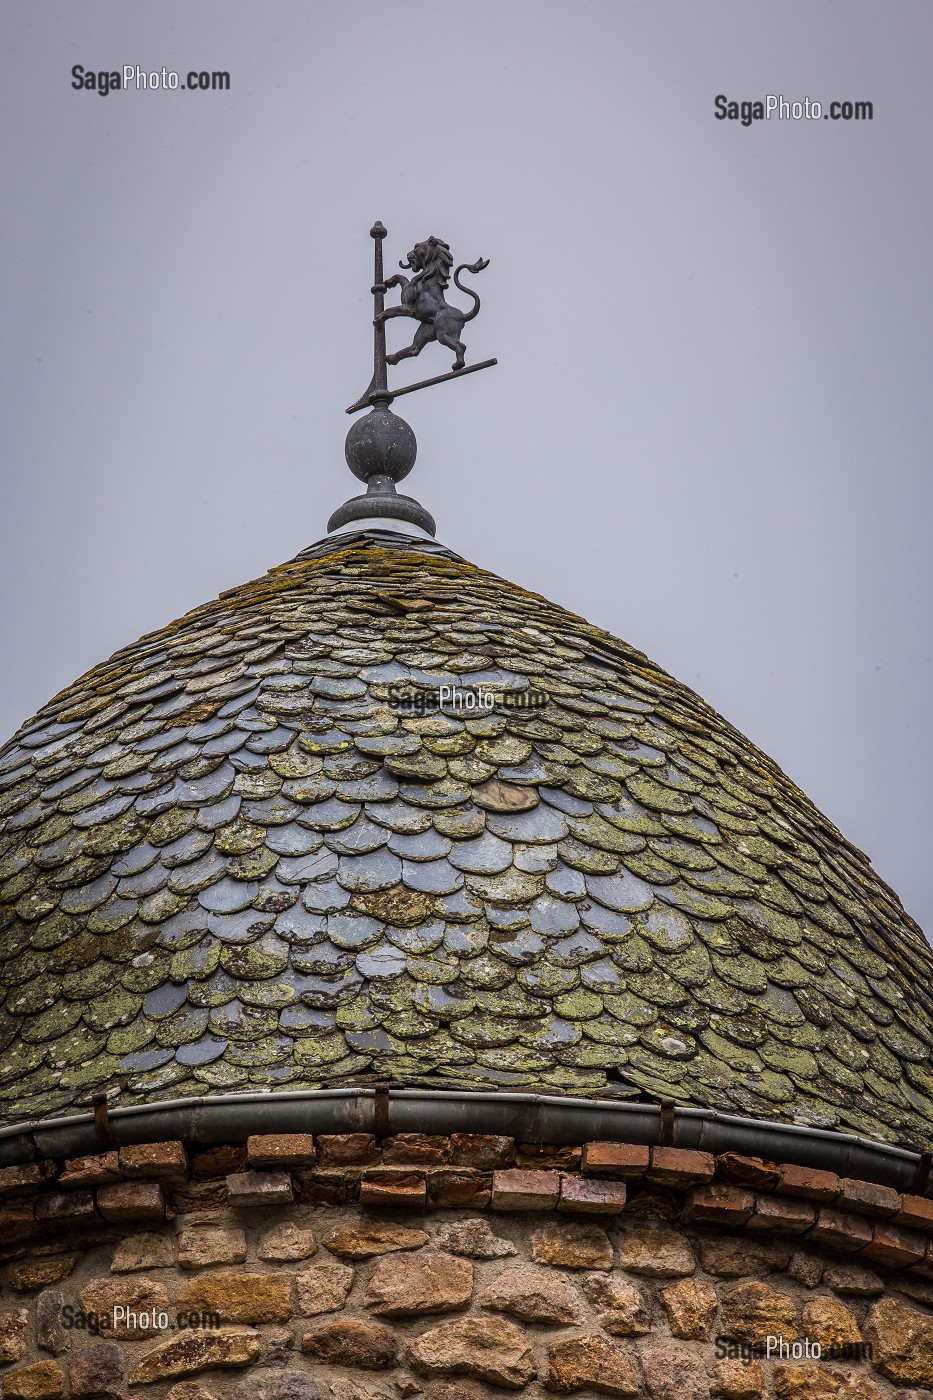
top-left (2, 1), bottom-right (931, 934)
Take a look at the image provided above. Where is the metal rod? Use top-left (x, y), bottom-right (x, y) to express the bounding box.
top-left (370, 221), bottom-right (389, 400)
top-left (382, 358), bottom-right (498, 401)
top-left (346, 358), bottom-right (498, 414)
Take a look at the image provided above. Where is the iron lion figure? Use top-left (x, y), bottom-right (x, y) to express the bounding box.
top-left (376, 236), bottom-right (489, 371)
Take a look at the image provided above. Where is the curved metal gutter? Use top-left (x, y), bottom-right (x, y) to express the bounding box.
top-left (0, 1088), bottom-right (928, 1193)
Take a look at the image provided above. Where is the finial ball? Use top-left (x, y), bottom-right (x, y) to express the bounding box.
top-left (345, 406), bottom-right (416, 484)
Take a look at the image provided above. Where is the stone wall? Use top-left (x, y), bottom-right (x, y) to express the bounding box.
top-left (3, 1135), bottom-right (933, 1400)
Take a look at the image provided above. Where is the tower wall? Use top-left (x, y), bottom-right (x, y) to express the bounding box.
top-left (3, 1137), bottom-right (933, 1400)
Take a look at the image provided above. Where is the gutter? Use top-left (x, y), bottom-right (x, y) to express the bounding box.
top-left (0, 1088), bottom-right (929, 1194)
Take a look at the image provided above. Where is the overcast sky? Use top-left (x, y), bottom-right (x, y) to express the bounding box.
top-left (2, 1), bottom-right (931, 935)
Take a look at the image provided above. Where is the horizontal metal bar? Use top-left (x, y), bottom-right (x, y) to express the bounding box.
top-left (346, 359), bottom-right (498, 414)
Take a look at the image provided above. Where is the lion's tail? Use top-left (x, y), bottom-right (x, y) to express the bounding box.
top-left (453, 258), bottom-right (490, 322)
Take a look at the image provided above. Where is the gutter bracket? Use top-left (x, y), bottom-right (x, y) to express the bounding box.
top-left (373, 1084), bottom-right (391, 1140)
top-left (93, 1094), bottom-right (117, 1152)
top-left (659, 1099), bottom-right (676, 1148)
top-left (910, 1149), bottom-right (933, 1197)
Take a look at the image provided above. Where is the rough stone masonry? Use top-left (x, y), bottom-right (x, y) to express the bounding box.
top-left (3, 1135), bottom-right (933, 1398)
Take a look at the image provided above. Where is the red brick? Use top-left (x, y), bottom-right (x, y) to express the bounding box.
top-left (315, 1133), bottom-right (378, 1167)
top-left (682, 1184), bottom-right (755, 1227)
top-left (191, 1145), bottom-right (247, 1179)
top-left (119, 1142), bottom-right (188, 1182)
top-left (360, 1166), bottom-right (423, 1184)
top-left (0, 1164), bottom-right (53, 1197)
top-left (360, 1173), bottom-right (426, 1208)
top-left (425, 1168), bottom-right (491, 1209)
top-left (836, 1177), bottom-right (901, 1218)
top-left (491, 1169), bottom-right (560, 1210)
top-left (59, 1154), bottom-right (121, 1189)
top-left (96, 1182), bottom-right (164, 1224)
top-left (516, 1143), bottom-right (581, 1171)
top-left (36, 1191), bottom-right (98, 1228)
top-left (225, 1171), bottom-right (294, 1208)
top-left (716, 1153), bottom-right (780, 1190)
top-left (558, 1176), bottom-right (627, 1214)
top-left (860, 1222), bottom-right (928, 1268)
top-left (776, 1163), bottom-right (841, 1203)
top-left (449, 1134), bottom-right (514, 1169)
top-left (805, 1207), bottom-right (873, 1253)
top-left (295, 1171), bottom-right (359, 1207)
top-left (246, 1134), bottom-right (315, 1170)
top-left (744, 1194), bottom-right (816, 1236)
top-left (382, 1134), bottom-right (449, 1166)
top-left (167, 1180), bottom-right (226, 1214)
top-left (0, 1202), bottom-right (38, 1241)
top-left (895, 1194), bottom-right (933, 1234)
top-left (581, 1141), bottom-right (649, 1180)
top-left (646, 1147), bottom-right (716, 1188)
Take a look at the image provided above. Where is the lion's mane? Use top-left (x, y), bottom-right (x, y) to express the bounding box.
top-left (410, 237), bottom-right (454, 287)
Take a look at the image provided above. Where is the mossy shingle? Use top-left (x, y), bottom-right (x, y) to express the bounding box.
top-left (0, 528), bottom-right (929, 1147)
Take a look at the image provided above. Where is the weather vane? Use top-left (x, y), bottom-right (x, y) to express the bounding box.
top-left (346, 222), bottom-right (496, 415)
top-left (328, 222), bottom-right (497, 538)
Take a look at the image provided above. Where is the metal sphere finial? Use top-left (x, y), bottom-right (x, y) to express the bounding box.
top-left (345, 406), bottom-right (416, 484)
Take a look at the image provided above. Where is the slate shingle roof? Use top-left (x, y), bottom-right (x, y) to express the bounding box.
top-left (1, 529), bottom-right (930, 1148)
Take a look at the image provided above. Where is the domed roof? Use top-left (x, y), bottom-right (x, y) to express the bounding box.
top-left (1, 528), bottom-right (930, 1149)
